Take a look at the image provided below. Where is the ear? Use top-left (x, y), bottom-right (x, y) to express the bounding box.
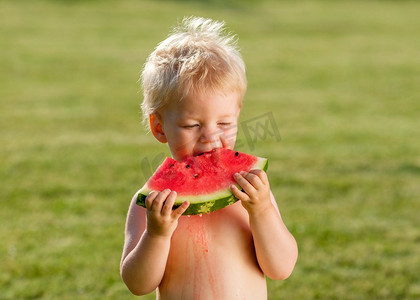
top-left (149, 113), bottom-right (167, 143)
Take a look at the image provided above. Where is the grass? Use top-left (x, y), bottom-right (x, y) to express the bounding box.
top-left (1, 0), bottom-right (419, 299)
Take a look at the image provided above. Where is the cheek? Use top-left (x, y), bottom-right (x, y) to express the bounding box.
top-left (170, 129), bottom-right (196, 146)
top-left (223, 126), bottom-right (238, 144)
top-left (167, 131), bottom-right (195, 159)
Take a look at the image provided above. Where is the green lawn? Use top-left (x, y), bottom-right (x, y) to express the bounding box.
top-left (1, 0), bottom-right (419, 299)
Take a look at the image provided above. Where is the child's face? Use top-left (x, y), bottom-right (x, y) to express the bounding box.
top-left (151, 90), bottom-right (241, 161)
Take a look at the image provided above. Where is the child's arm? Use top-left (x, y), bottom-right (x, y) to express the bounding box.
top-left (231, 170), bottom-right (298, 280)
top-left (120, 190), bottom-right (189, 295)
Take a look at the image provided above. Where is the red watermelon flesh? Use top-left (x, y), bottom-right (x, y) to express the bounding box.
top-left (136, 148), bottom-right (268, 215)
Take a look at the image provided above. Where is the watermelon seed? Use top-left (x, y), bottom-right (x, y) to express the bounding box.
top-left (169, 163), bottom-right (174, 167)
top-left (194, 174), bottom-right (198, 178)
top-left (235, 152), bottom-right (239, 156)
top-left (186, 164), bottom-right (190, 168)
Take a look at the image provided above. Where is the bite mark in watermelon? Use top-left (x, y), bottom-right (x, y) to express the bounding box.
top-left (136, 148), bottom-right (268, 215)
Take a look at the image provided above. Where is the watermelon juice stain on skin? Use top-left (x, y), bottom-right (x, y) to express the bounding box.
top-left (185, 214), bottom-right (218, 298)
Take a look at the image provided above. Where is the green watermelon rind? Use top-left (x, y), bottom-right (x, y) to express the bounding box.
top-left (136, 156), bottom-right (268, 215)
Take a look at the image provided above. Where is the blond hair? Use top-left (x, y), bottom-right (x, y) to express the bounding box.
top-left (140, 16), bottom-right (247, 127)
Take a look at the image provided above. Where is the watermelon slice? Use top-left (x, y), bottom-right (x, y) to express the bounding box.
top-left (136, 148), bottom-right (268, 215)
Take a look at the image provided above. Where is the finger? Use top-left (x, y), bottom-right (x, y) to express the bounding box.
top-left (172, 201), bottom-right (190, 218)
top-left (162, 191), bottom-right (177, 216)
top-left (230, 184), bottom-right (250, 201)
top-left (240, 171), bottom-right (264, 189)
top-left (151, 189), bottom-right (171, 213)
top-left (248, 169), bottom-right (268, 185)
top-left (145, 191), bottom-right (158, 211)
top-left (233, 172), bottom-right (256, 196)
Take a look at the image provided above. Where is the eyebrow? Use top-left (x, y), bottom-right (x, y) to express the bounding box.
top-left (180, 113), bottom-right (235, 120)
top-left (218, 114), bottom-right (235, 119)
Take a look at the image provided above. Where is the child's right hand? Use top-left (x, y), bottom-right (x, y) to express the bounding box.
top-left (145, 189), bottom-right (189, 238)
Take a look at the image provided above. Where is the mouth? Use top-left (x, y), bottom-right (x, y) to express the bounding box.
top-left (194, 148), bottom-right (219, 157)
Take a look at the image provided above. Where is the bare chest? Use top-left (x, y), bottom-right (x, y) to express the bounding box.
top-left (158, 202), bottom-right (266, 299)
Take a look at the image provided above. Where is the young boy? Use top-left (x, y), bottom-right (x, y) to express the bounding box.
top-left (120, 17), bottom-right (298, 299)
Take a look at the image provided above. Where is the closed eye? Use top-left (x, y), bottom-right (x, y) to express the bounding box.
top-left (218, 122), bottom-right (232, 127)
top-left (182, 124), bottom-right (199, 129)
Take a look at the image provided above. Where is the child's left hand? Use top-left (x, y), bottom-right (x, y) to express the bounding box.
top-left (230, 169), bottom-right (272, 215)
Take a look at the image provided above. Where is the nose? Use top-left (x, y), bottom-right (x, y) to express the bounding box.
top-left (199, 125), bottom-right (219, 145)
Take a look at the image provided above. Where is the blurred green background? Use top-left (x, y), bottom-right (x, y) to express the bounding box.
top-left (1, 0), bottom-right (419, 299)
